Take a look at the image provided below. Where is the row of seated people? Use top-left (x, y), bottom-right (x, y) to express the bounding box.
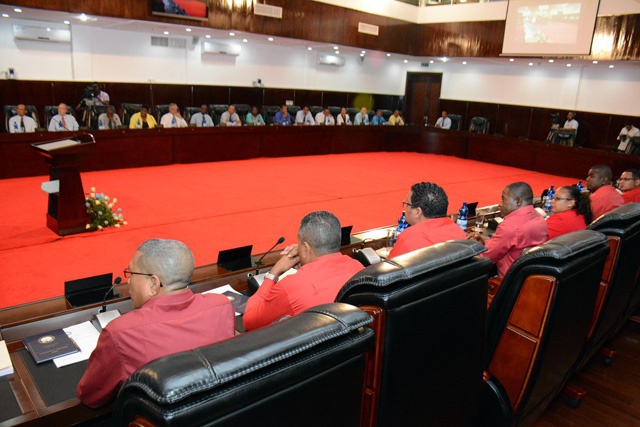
top-left (3, 103), bottom-right (407, 133)
top-left (76, 164), bottom-right (640, 424)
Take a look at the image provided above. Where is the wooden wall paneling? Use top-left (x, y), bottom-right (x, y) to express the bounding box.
top-left (263, 88), bottom-right (296, 107)
top-left (151, 84), bottom-right (192, 115)
top-left (0, 136), bottom-right (50, 179)
top-left (207, 0), bottom-right (234, 32)
top-left (0, 80), bottom-right (52, 129)
top-left (294, 89), bottom-right (323, 109)
top-left (466, 134), bottom-right (536, 171)
top-left (577, 111), bottom-right (613, 150)
top-left (592, 14), bottom-right (640, 61)
top-left (328, 127), bottom-right (383, 154)
top-left (106, 83), bottom-right (154, 117)
top-left (192, 85), bottom-right (230, 106)
top-left (495, 104), bottom-right (532, 139)
top-left (50, 82), bottom-right (85, 118)
top-left (439, 100), bottom-right (467, 123)
top-left (529, 107), bottom-right (556, 143)
top-left (229, 87), bottom-right (263, 108)
top-left (381, 127), bottom-right (467, 158)
top-left (371, 95), bottom-right (399, 112)
top-left (321, 91), bottom-right (350, 109)
top-left (465, 101), bottom-right (499, 133)
top-left (260, 126), bottom-right (331, 157)
top-left (83, 130), bottom-right (174, 171)
top-left (532, 144), bottom-right (606, 179)
top-left (173, 128), bottom-right (262, 163)
top-left (413, 21), bottom-right (505, 58)
top-left (607, 115), bottom-right (637, 151)
top-left (65, 0), bottom-right (148, 20)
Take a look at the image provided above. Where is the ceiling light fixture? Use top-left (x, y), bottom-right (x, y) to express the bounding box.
top-left (268, 37), bottom-right (274, 41)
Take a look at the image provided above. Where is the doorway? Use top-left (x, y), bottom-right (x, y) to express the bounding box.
top-left (404, 72), bottom-right (442, 126)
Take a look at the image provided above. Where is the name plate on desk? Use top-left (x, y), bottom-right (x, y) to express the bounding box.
top-left (23, 328), bottom-right (80, 364)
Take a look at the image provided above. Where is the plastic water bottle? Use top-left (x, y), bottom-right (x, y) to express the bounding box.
top-left (577, 180), bottom-right (583, 192)
top-left (544, 185), bottom-right (555, 213)
top-left (99, 119), bottom-right (103, 130)
top-left (137, 119), bottom-right (141, 129)
top-left (457, 202), bottom-right (469, 231)
top-left (59, 120), bottom-right (63, 130)
top-left (423, 116), bottom-right (428, 126)
top-left (306, 117), bottom-right (310, 125)
top-left (13, 122), bottom-right (18, 133)
top-left (397, 211), bottom-right (408, 234)
top-left (202, 116), bottom-right (206, 126)
top-left (171, 117), bottom-right (176, 128)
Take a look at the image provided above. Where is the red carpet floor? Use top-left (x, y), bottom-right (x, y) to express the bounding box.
top-left (0, 152), bottom-right (580, 309)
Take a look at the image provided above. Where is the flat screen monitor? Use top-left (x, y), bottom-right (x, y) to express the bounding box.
top-left (502, 0), bottom-right (600, 56)
top-left (152, 0), bottom-right (208, 20)
top-left (65, 272), bottom-right (114, 308)
top-left (217, 245), bottom-right (255, 272)
top-left (341, 225), bottom-right (362, 247)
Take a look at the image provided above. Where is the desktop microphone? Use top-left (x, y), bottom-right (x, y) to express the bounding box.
top-left (99, 276), bottom-right (122, 313)
top-left (254, 236), bottom-right (285, 275)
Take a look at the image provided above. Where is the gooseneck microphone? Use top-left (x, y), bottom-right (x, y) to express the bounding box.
top-left (254, 237), bottom-right (285, 275)
top-left (99, 276), bottom-right (122, 313)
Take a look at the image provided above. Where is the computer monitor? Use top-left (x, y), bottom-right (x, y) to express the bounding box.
top-left (65, 272), bottom-right (114, 308)
top-left (217, 245), bottom-right (255, 271)
top-left (341, 225), bottom-right (362, 247)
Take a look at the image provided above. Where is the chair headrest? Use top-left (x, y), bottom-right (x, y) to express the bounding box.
top-left (588, 203), bottom-right (640, 229)
top-left (472, 117), bottom-right (486, 125)
top-left (122, 303), bottom-right (372, 405)
top-left (514, 230), bottom-right (607, 265)
top-left (338, 240), bottom-right (486, 294)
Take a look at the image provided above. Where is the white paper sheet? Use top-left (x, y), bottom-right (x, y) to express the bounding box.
top-left (54, 321), bottom-right (100, 368)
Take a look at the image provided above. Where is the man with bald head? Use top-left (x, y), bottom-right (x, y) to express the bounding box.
top-left (8, 104), bottom-right (36, 133)
top-left (243, 211), bottom-right (363, 330)
top-left (77, 239), bottom-right (235, 408)
top-left (472, 182), bottom-right (548, 278)
top-left (48, 103), bottom-right (79, 131)
top-left (586, 165), bottom-right (624, 219)
top-left (220, 104), bottom-right (241, 126)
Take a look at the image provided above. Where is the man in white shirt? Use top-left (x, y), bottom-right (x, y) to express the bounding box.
top-left (9, 104), bottom-right (37, 133)
top-left (315, 108), bottom-right (335, 126)
top-left (48, 103), bottom-right (79, 132)
top-left (160, 103), bottom-right (188, 128)
top-left (560, 112), bottom-right (578, 131)
top-left (219, 105), bottom-right (241, 126)
top-left (435, 111), bottom-right (451, 130)
top-left (98, 106), bottom-right (122, 130)
top-left (617, 123), bottom-right (639, 152)
top-left (190, 104), bottom-right (214, 127)
top-left (295, 106), bottom-right (315, 125)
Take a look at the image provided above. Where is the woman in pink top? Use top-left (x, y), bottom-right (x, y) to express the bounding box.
top-left (547, 186), bottom-right (592, 239)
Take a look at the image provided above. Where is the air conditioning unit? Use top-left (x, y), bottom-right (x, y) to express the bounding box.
top-left (201, 41), bottom-right (241, 56)
top-left (318, 54), bottom-right (346, 67)
top-left (13, 24), bottom-right (71, 43)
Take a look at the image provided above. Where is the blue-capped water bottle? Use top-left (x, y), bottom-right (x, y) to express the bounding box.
top-left (397, 211), bottom-right (408, 234)
top-left (544, 185), bottom-right (555, 213)
top-left (137, 119), bottom-right (141, 129)
top-left (99, 119), bottom-right (103, 130)
top-left (171, 117), bottom-right (176, 128)
top-left (576, 180), bottom-right (583, 192)
top-left (457, 202), bottom-right (468, 231)
top-left (202, 116), bottom-right (206, 126)
top-left (13, 122), bottom-right (18, 133)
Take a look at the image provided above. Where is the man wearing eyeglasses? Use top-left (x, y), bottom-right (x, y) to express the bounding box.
top-left (619, 169), bottom-right (640, 204)
top-left (77, 239), bottom-right (235, 408)
top-left (387, 182), bottom-right (465, 259)
top-left (243, 211), bottom-right (363, 331)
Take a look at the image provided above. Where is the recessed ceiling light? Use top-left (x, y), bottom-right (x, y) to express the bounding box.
top-left (79, 13), bottom-right (88, 22)
top-left (548, 59), bottom-right (554, 63)
top-left (528, 62), bottom-right (533, 66)
top-left (205, 34), bottom-right (211, 38)
top-left (1, 14), bottom-right (8, 18)
top-left (509, 58), bottom-right (514, 62)
top-left (592, 60), bottom-right (598, 64)
top-left (609, 65), bottom-right (614, 68)
top-left (229, 32), bottom-right (235, 36)
top-left (360, 53), bottom-right (365, 57)
top-left (242, 38), bottom-right (248, 43)
top-left (404, 59), bottom-right (409, 63)
top-left (63, 20), bottom-right (70, 24)
top-left (333, 45), bottom-right (339, 50)
top-left (307, 46), bottom-right (312, 50)
top-left (268, 37), bottom-right (274, 41)
top-left (566, 64), bottom-right (572, 67)
top-left (164, 31), bottom-right (169, 35)
top-left (429, 60), bottom-right (434, 64)
top-left (335, 51), bottom-right (340, 54)
top-left (387, 53), bottom-right (391, 57)
top-left (462, 61), bottom-right (467, 65)
top-left (14, 8), bottom-right (22, 13)
top-left (361, 50), bottom-right (366, 54)
top-left (186, 28), bottom-right (191, 32)
top-left (442, 57), bottom-right (448, 62)
top-left (46, 27), bottom-right (51, 32)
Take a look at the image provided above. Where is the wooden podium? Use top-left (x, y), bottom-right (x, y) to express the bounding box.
top-left (31, 134), bottom-right (96, 236)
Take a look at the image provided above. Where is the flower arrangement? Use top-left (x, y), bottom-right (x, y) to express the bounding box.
top-left (85, 187), bottom-right (127, 231)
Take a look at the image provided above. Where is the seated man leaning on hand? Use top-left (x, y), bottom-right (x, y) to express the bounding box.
top-left (77, 239), bottom-right (235, 408)
top-left (243, 211), bottom-right (363, 331)
top-left (388, 182), bottom-right (466, 259)
top-left (160, 103), bottom-right (188, 128)
top-left (471, 182), bottom-right (548, 278)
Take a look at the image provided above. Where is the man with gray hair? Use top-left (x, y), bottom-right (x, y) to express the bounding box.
top-left (160, 103), bottom-right (187, 128)
top-left (243, 211), bottom-right (363, 330)
top-left (471, 182), bottom-right (548, 278)
top-left (97, 105), bottom-right (122, 130)
top-left (77, 239), bottom-right (235, 408)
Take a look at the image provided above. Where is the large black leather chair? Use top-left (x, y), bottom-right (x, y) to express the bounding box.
top-left (209, 104), bottom-right (229, 125)
top-left (262, 105), bottom-right (280, 125)
top-left (87, 105), bottom-right (110, 129)
top-left (182, 106), bottom-right (201, 124)
top-left (448, 113), bottom-right (463, 131)
top-left (120, 103), bottom-right (142, 126)
top-left (154, 104), bottom-right (171, 123)
top-left (233, 104), bottom-right (251, 123)
top-left (336, 240), bottom-right (492, 427)
top-left (112, 303), bottom-right (374, 427)
top-left (469, 116), bottom-right (489, 134)
top-left (481, 230), bottom-right (610, 426)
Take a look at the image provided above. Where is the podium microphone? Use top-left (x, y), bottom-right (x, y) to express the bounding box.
top-left (254, 237), bottom-right (285, 275)
top-left (99, 276), bottom-right (122, 313)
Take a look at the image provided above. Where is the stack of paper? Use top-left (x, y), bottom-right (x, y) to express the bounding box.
top-left (53, 321), bottom-right (101, 368)
top-left (0, 340), bottom-right (13, 377)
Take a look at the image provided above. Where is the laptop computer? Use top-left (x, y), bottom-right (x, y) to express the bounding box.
top-left (467, 202), bottom-right (479, 217)
top-left (217, 245), bottom-right (255, 271)
top-left (341, 225), bottom-right (362, 247)
top-left (65, 272), bottom-right (114, 308)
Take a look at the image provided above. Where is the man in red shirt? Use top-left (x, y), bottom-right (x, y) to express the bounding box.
top-left (388, 182), bottom-right (465, 259)
top-left (587, 165), bottom-right (624, 219)
top-left (619, 169), bottom-right (640, 204)
top-left (77, 239), bottom-right (235, 408)
top-left (471, 182), bottom-right (548, 278)
top-left (243, 211), bottom-right (363, 330)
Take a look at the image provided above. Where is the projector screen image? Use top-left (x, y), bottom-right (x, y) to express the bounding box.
top-left (502, 0), bottom-right (600, 56)
top-left (152, 0), bottom-right (208, 20)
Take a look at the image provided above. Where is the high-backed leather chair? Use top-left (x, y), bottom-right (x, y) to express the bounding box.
top-left (310, 105), bottom-right (323, 116)
top-left (120, 103), bottom-right (142, 125)
top-left (262, 105), bottom-right (280, 125)
top-left (4, 104), bottom-right (41, 132)
top-left (381, 109), bottom-right (393, 121)
top-left (209, 104), bottom-right (229, 125)
top-left (469, 116), bottom-right (489, 134)
top-left (113, 303), bottom-right (374, 427)
top-left (347, 107), bottom-right (360, 118)
top-left (87, 105), bottom-right (110, 129)
top-left (154, 104), bottom-right (171, 122)
top-left (287, 105), bottom-right (301, 117)
top-left (481, 230), bottom-right (610, 426)
top-left (233, 103), bottom-right (251, 123)
top-left (337, 240), bottom-right (492, 427)
top-left (328, 106), bottom-right (341, 116)
top-left (182, 106), bottom-right (201, 124)
top-left (448, 114), bottom-right (463, 131)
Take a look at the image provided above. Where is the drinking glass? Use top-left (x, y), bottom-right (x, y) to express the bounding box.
top-left (474, 214), bottom-right (485, 234)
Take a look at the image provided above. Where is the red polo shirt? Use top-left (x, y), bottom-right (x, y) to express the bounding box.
top-left (622, 187), bottom-right (640, 204)
top-left (591, 185), bottom-right (623, 219)
top-left (388, 217), bottom-right (466, 259)
top-left (546, 209), bottom-right (587, 240)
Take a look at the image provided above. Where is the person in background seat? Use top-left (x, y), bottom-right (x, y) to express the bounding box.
top-left (546, 186), bottom-right (592, 239)
top-left (586, 165), bottom-right (623, 219)
top-left (619, 169), bottom-right (640, 204)
top-left (8, 104), bottom-right (36, 133)
top-left (129, 105), bottom-right (157, 129)
top-left (190, 104), bottom-right (214, 127)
